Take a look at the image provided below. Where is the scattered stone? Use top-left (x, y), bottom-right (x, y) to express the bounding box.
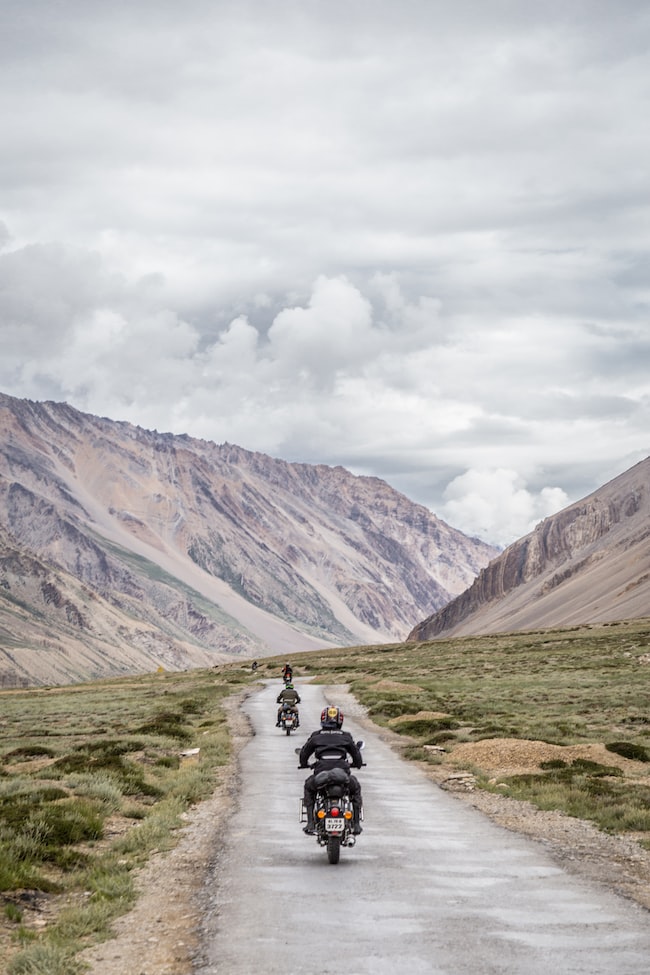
top-left (440, 772), bottom-right (476, 792)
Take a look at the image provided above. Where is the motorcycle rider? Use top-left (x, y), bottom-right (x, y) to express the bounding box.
top-left (299, 705), bottom-right (363, 835)
top-left (281, 662), bottom-right (293, 683)
top-left (276, 682), bottom-right (301, 726)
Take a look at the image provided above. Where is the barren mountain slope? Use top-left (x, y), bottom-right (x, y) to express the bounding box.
top-left (0, 393), bottom-right (497, 684)
top-left (0, 522), bottom-right (232, 687)
top-left (409, 456), bottom-right (650, 640)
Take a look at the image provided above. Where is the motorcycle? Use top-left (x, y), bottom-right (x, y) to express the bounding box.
top-left (279, 706), bottom-right (299, 735)
top-left (296, 742), bottom-right (365, 864)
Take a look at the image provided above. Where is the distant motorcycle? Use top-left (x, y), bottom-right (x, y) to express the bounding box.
top-left (279, 706), bottom-right (299, 735)
top-left (297, 742), bottom-right (365, 864)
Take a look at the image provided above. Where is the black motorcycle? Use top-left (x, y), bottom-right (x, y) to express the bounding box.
top-left (279, 705), bottom-right (299, 735)
top-left (297, 742), bottom-right (365, 864)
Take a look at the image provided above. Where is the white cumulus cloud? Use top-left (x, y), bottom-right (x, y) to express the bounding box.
top-left (1, 1), bottom-right (649, 545)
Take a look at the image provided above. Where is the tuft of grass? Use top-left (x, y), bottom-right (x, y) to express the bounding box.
top-left (0, 846), bottom-right (52, 894)
top-left (84, 857), bottom-right (134, 903)
top-left (4, 902), bottom-right (23, 923)
top-left (112, 797), bottom-right (186, 856)
top-left (7, 942), bottom-right (84, 975)
top-left (63, 773), bottom-right (124, 812)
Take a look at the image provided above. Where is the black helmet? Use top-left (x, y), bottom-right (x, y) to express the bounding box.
top-left (321, 705), bottom-right (343, 729)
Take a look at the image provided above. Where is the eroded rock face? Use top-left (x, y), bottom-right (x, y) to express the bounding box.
top-left (408, 457), bottom-right (650, 640)
top-left (0, 392), bottom-right (497, 684)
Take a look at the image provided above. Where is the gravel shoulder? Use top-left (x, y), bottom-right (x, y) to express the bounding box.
top-left (80, 685), bottom-right (650, 975)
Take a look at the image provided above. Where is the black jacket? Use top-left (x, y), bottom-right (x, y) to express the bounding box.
top-left (299, 728), bottom-right (363, 771)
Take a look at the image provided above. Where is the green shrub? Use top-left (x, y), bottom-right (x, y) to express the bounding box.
top-left (135, 711), bottom-right (190, 741)
top-left (52, 752), bottom-right (162, 799)
top-left (80, 738), bottom-right (145, 756)
top-left (31, 799), bottom-right (104, 853)
top-left (0, 786), bottom-right (67, 808)
top-left (400, 744), bottom-right (429, 760)
top-left (366, 698), bottom-right (425, 719)
top-left (393, 716), bottom-right (460, 737)
top-left (426, 731), bottom-right (457, 744)
top-left (154, 755), bottom-right (180, 769)
top-left (570, 758), bottom-right (623, 777)
top-left (473, 724), bottom-right (522, 738)
top-left (179, 697), bottom-right (204, 714)
top-left (3, 746), bottom-right (57, 762)
top-left (64, 773), bottom-right (123, 812)
top-left (606, 741), bottom-right (650, 762)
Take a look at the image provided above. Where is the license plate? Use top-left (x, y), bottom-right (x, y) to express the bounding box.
top-left (325, 818), bottom-right (345, 833)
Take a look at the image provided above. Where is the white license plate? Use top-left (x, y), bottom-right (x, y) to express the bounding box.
top-left (325, 818), bottom-right (345, 833)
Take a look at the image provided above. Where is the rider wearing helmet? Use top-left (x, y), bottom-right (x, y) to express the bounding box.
top-left (299, 705), bottom-right (363, 835)
top-left (281, 662), bottom-right (293, 683)
top-left (276, 682), bottom-right (301, 726)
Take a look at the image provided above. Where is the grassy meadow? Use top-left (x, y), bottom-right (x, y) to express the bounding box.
top-left (0, 667), bottom-right (247, 974)
top-left (2, 616), bottom-right (650, 971)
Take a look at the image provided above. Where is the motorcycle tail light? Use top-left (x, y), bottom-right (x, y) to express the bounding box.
top-left (344, 810), bottom-right (353, 820)
top-left (317, 809), bottom-right (326, 819)
top-left (331, 807), bottom-right (340, 816)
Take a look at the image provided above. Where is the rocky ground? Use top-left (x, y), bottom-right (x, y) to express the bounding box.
top-left (78, 688), bottom-right (650, 975)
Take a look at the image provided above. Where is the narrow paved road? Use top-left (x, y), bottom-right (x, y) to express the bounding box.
top-left (195, 681), bottom-right (650, 974)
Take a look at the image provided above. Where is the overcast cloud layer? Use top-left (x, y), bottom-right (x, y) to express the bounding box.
top-left (1, 0), bottom-right (649, 546)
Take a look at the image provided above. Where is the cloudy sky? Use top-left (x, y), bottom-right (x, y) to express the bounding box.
top-left (1, 0), bottom-right (649, 546)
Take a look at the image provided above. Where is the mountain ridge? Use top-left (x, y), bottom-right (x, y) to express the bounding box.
top-left (408, 456), bottom-right (650, 641)
top-left (0, 392), bottom-right (497, 684)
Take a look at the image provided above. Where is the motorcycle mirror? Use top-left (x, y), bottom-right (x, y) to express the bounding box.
top-left (294, 747), bottom-right (301, 755)
top-left (356, 740), bottom-right (365, 750)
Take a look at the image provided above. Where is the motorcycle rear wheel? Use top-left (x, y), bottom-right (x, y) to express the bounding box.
top-left (326, 835), bottom-right (341, 864)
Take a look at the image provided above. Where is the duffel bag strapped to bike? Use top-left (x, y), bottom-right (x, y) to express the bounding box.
top-left (313, 767), bottom-right (350, 796)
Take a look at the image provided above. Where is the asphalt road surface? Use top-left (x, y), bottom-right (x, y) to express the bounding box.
top-left (195, 680), bottom-right (650, 974)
